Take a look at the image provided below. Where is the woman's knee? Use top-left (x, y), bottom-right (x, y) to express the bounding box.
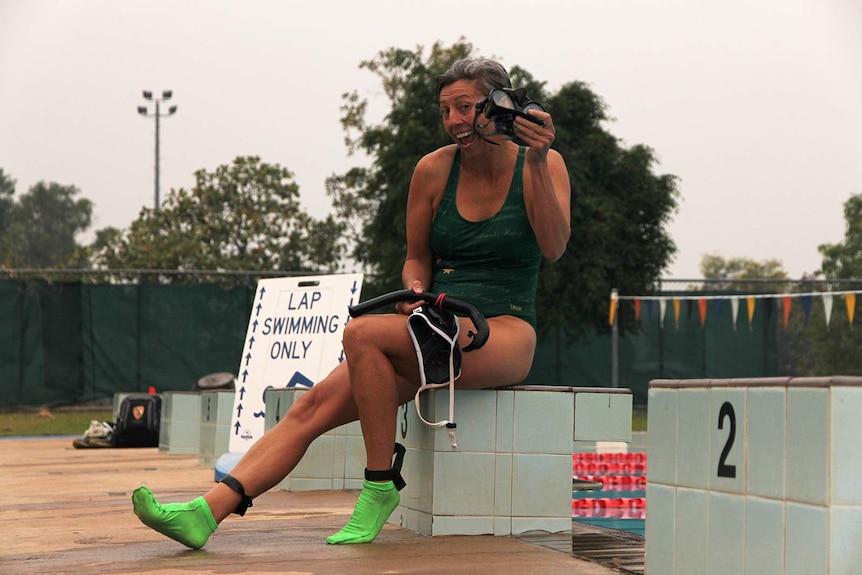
top-left (283, 376), bottom-right (358, 432)
top-left (342, 314), bottom-right (409, 359)
top-left (341, 315), bottom-right (376, 355)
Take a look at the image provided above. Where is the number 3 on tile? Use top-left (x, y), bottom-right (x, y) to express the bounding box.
top-left (717, 401), bottom-right (737, 478)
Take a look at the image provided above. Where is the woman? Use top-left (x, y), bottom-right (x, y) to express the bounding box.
top-left (132, 57), bottom-right (571, 548)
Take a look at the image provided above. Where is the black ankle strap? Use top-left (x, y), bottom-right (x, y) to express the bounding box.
top-left (220, 474), bottom-right (254, 516)
top-left (364, 443), bottom-right (407, 491)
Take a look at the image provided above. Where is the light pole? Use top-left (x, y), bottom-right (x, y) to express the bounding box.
top-left (137, 90), bottom-right (177, 210)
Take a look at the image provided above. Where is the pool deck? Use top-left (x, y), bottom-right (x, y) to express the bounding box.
top-left (1, 437), bottom-right (625, 575)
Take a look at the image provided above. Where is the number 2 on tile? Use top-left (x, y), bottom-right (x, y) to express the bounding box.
top-left (717, 401), bottom-right (737, 478)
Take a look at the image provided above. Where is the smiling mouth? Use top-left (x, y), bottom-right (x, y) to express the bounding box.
top-left (455, 130), bottom-right (474, 144)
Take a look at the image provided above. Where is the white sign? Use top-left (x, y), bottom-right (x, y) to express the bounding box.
top-left (228, 273), bottom-right (363, 453)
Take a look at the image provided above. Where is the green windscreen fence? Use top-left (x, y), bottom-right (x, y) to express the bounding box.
top-left (526, 295), bottom-right (778, 405)
top-left (1, 281), bottom-right (777, 408)
top-left (1, 280), bottom-right (254, 409)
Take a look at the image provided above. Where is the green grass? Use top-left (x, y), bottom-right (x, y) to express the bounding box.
top-left (0, 409), bottom-right (113, 437)
top-left (632, 409), bottom-right (647, 432)
top-left (0, 406), bottom-right (649, 437)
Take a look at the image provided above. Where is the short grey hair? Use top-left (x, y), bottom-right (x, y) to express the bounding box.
top-left (436, 58), bottom-right (512, 101)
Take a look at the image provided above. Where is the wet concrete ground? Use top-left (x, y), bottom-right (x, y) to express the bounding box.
top-left (1, 437), bottom-right (624, 574)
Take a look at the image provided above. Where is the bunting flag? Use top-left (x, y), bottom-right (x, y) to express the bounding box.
top-left (610, 288), bottom-right (862, 331)
top-left (746, 297), bottom-right (756, 331)
top-left (659, 298), bottom-right (667, 329)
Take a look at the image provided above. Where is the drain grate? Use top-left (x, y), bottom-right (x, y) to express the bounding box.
top-left (517, 522), bottom-right (645, 575)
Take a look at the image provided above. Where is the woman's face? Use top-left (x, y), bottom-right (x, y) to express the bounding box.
top-left (438, 79), bottom-right (493, 150)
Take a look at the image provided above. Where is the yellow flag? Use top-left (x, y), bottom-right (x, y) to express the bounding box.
top-left (673, 298), bottom-right (681, 329)
top-left (846, 293), bottom-right (856, 326)
top-left (609, 294), bottom-right (618, 326)
top-left (747, 297), bottom-right (756, 330)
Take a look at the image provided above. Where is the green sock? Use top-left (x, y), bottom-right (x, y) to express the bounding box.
top-left (326, 480), bottom-right (399, 544)
top-left (132, 486), bottom-right (218, 549)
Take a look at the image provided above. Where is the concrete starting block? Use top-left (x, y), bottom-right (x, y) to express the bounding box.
top-left (198, 391), bottom-right (234, 467)
top-left (647, 376), bottom-right (862, 575)
top-left (264, 388), bottom-right (366, 491)
top-left (158, 392), bottom-right (201, 455)
top-left (262, 385), bottom-right (632, 537)
top-left (391, 385), bottom-right (631, 536)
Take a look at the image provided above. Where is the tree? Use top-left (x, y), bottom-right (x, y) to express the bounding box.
top-left (817, 193), bottom-right (862, 282)
top-left (0, 169), bottom-right (16, 264)
top-left (1, 180), bottom-right (92, 269)
top-left (329, 39), bottom-right (680, 339)
top-left (777, 193), bottom-right (862, 377)
top-left (92, 156), bottom-right (346, 282)
top-left (697, 253), bottom-right (788, 292)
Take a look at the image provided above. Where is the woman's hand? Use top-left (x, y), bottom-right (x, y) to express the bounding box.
top-left (395, 280), bottom-right (425, 315)
top-left (516, 110), bottom-right (555, 163)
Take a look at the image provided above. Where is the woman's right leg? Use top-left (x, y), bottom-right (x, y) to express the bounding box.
top-left (133, 361), bottom-right (361, 547)
top-left (204, 361), bottom-right (361, 521)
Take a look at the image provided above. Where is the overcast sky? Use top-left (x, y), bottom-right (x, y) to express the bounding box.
top-left (1, 0), bottom-right (860, 279)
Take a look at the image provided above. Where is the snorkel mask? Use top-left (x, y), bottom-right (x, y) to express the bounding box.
top-left (474, 87), bottom-right (546, 146)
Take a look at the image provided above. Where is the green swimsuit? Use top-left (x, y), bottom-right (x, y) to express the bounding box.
top-left (430, 147), bottom-right (542, 329)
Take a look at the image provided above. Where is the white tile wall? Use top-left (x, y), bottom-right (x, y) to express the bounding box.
top-left (645, 483), bottom-right (676, 575)
top-left (676, 487), bottom-right (710, 575)
top-left (677, 389), bottom-right (711, 489)
top-left (511, 453), bottom-right (571, 517)
top-left (746, 388), bottom-right (786, 499)
top-left (785, 502), bottom-right (827, 575)
top-left (573, 392), bottom-right (633, 442)
top-left (830, 387), bottom-right (862, 505)
top-left (198, 391), bottom-right (234, 466)
top-left (158, 392), bottom-right (201, 454)
top-left (514, 390), bottom-right (573, 455)
top-left (495, 390), bottom-right (514, 453)
top-left (649, 377), bottom-right (862, 575)
top-left (648, 387), bottom-right (677, 485)
top-left (263, 386), bottom-right (629, 537)
top-left (710, 388), bottom-right (746, 494)
top-left (829, 506), bottom-right (862, 572)
top-left (786, 388), bottom-right (829, 506)
top-left (432, 389), bottom-right (497, 452)
top-left (708, 491), bottom-right (745, 575)
top-left (744, 496), bottom-right (784, 575)
top-left (493, 453), bottom-right (513, 516)
top-left (432, 451), bottom-right (495, 515)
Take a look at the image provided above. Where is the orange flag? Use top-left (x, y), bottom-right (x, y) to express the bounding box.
top-left (634, 298), bottom-right (642, 321)
top-left (782, 296), bottom-right (792, 327)
top-left (747, 297), bottom-right (756, 330)
top-left (673, 298), bottom-right (681, 329)
top-left (846, 293), bottom-right (856, 326)
top-left (698, 299), bottom-right (707, 326)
